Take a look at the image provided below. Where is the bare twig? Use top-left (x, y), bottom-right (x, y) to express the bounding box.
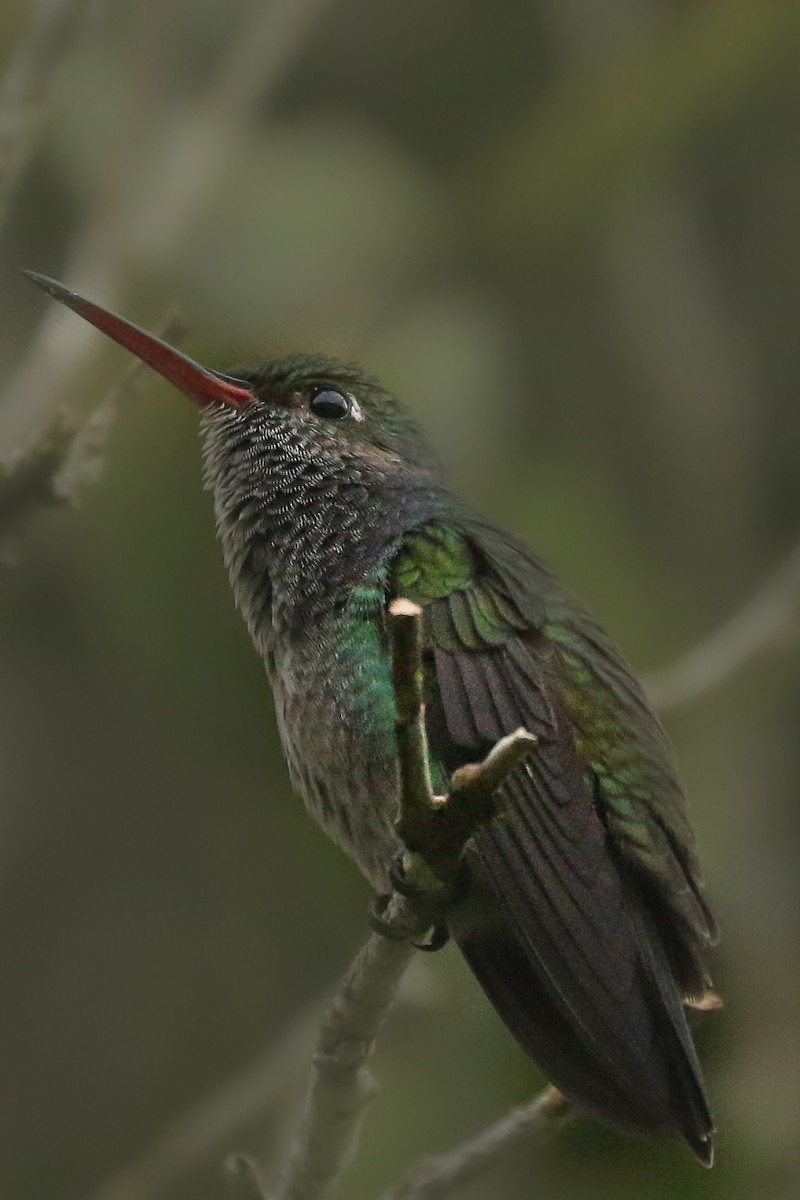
top-left (257, 603), bottom-right (438, 1200)
top-left (264, 903), bottom-right (423, 1200)
top-left (645, 538), bottom-right (800, 712)
top-left (375, 1086), bottom-right (570, 1200)
top-left (0, 410), bottom-right (75, 550)
top-left (0, 0), bottom-right (95, 231)
top-left (235, 601), bottom-right (537, 1200)
top-left (450, 727), bottom-right (539, 810)
top-left (390, 598), bottom-right (435, 818)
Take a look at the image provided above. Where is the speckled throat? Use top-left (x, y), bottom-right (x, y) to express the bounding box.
top-left (199, 396), bottom-right (450, 886)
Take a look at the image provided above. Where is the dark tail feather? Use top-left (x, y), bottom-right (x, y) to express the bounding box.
top-left (449, 862), bottom-right (714, 1162)
top-left (626, 883), bottom-right (715, 1165)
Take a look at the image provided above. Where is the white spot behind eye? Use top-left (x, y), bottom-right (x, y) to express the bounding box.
top-left (349, 396), bottom-right (364, 422)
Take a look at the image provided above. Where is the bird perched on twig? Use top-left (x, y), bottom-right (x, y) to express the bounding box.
top-left (25, 271), bottom-right (719, 1164)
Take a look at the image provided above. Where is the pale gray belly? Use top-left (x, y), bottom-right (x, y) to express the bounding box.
top-left (267, 656), bottom-right (402, 893)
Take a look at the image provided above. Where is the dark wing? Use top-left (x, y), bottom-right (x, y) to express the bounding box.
top-left (480, 522), bottom-right (718, 988)
top-left (390, 522), bottom-right (714, 1159)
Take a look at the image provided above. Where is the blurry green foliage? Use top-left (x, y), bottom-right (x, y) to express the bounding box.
top-left (0, 2), bottom-right (799, 1199)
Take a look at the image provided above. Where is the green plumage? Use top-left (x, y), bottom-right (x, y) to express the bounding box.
top-left (388, 522), bottom-right (717, 1140)
top-left (200, 358), bottom-right (718, 1165)
top-left (22, 271), bottom-right (718, 1167)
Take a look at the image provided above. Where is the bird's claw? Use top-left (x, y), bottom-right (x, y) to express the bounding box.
top-left (368, 893), bottom-right (409, 941)
top-left (388, 854), bottom-right (417, 897)
top-left (413, 922), bottom-right (450, 952)
top-left (368, 892), bottom-right (449, 951)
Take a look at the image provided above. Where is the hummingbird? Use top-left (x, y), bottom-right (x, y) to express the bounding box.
top-left (25, 271), bottom-right (718, 1163)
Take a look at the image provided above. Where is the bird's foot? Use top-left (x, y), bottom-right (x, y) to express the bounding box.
top-left (388, 854), bottom-right (451, 949)
top-left (369, 862), bottom-right (450, 952)
top-left (387, 854), bottom-right (419, 898)
top-left (389, 852), bottom-right (447, 900)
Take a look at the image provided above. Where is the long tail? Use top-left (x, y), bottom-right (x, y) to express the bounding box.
top-left (447, 831), bottom-right (714, 1164)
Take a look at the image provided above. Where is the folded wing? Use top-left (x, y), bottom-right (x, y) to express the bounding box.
top-left (390, 522), bottom-right (714, 1160)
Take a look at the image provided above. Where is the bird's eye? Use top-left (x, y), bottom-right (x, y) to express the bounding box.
top-left (309, 389), bottom-right (351, 419)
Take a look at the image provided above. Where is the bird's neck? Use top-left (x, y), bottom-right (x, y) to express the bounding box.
top-left (201, 419), bottom-right (449, 655)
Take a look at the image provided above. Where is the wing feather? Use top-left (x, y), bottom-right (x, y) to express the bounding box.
top-left (389, 521), bottom-right (715, 1152)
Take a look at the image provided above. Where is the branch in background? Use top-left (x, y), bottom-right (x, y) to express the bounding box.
top-left (482, 0), bottom-right (800, 258)
top-left (0, 409), bottom-right (74, 555)
top-left (0, 0), bottom-right (95, 232)
top-left (375, 1087), bottom-right (570, 1200)
top-left (0, 308), bottom-right (186, 548)
top-left (256, 905), bottom-right (419, 1200)
top-left (0, 0), bottom-right (335, 459)
top-left (645, 538), bottom-right (800, 712)
top-left (229, 601), bottom-right (538, 1200)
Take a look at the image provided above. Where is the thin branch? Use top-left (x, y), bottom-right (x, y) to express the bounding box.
top-left (390, 598), bottom-right (435, 819)
top-left (0, 0), bottom-right (95, 231)
top-left (264, 900), bottom-right (424, 1200)
top-left (375, 1086), bottom-right (570, 1200)
top-left (450, 727), bottom-right (539, 807)
top-left (644, 538), bottom-right (800, 712)
top-left (258, 602), bottom-right (437, 1200)
top-left (0, 410), bottom-right (75, 552)
top-left (234, 601), bottom-right (538, 1200)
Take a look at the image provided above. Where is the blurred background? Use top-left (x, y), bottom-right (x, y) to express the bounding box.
top-left (0, 1), bottom-right (799, 1198)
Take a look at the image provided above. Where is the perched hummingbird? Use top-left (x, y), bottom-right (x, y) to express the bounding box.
top-left (25, 271), bottom-right (718, 1163)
